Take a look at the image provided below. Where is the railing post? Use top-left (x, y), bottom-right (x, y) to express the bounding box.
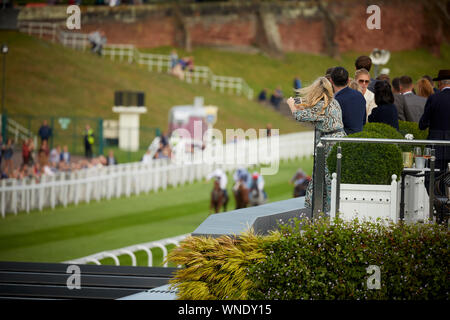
top-left (336, 145), bottom-right (342, 214)
top-left (429, 148), bottom-right (436, 222)
top-left (312, 141), bottom-right (325, 218)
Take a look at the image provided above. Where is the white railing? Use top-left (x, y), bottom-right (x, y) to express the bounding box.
top-left (18, 21), bottom-right (254, 100)
top-left (18, 21), bottom-right (62, 42)
top-left (64, 234), bottom-right (189, 267)
top-left (0, 131), bottom-right (314, 217)
top-left (4, 117), bottom-right (38, 147)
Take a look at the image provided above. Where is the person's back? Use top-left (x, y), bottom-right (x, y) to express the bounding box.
top-left (398, 76), bottom-right (426, 123)
top-left (402, 93), bottom-right (427, 123)
top-left (331, 67), bottom-right (366, 135)
top-left (334, 87), bottom-right (366, 135)
top-left (419, 88), bottom-right (450, 132)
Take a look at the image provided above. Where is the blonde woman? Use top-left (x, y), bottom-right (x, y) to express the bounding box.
top-left (287, 76), bottom-right (346, 213)
top-left (417, 78), bottom-right (434, 98)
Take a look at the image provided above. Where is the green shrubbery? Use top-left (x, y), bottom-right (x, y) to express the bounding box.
top-left (398, 120), bottom-right (429, 141)
top-left (167, 218), bottom-right (449, 300)
top-left (327, 130), bottom-right (403, 185)
top-left (248, 217), bottom-right (449, 300)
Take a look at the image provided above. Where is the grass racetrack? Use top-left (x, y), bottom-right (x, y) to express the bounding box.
top-left (0, 157), bottom-right (313, 266)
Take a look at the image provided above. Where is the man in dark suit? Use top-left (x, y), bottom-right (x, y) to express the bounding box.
top-left (397, 75), bottom-right (427, 123)
top-left (330, 67), bottom-right (367, 135)
top-left (419, 69), bottom-right (450, 172)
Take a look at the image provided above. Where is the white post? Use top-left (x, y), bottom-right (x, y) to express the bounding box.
top-left (390, 174), bottom-right (398, 223)
top-left (1, 179), bottom-right (6, 218)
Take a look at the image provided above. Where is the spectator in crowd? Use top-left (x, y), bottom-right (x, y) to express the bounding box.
top-left (325, 67), bottom-right (335, 82)
top-left (423, 75), bottom-right (440, 94)
top-left (391, 77), bottom-right (405, 113)
top-left (60, 145), bottom-right (70, 164)
top-left (22, 138), bottom-right (31, 166)
top-left (49, 145), bottom-right (61, 166)
top-left (376, 74), bottom-right (391, 83)
top-left (287, 76), bottom-right (346, 213)
top-left (330, 67), bottom-right (366, 135)
top-left (160, 130), bottom-right (169, 147)
top-left (106, 149), bottom-right (118, 166)
top-left (266, 123), bottom-right (272, 137)
top-left (142, 149), bottom-right (153, 164)
top-left (417, 78), bottom-right (434, 98)
top-left (270, 86), bottom-right (283, 110)
top-left (419, 69), bottom-right (450, 172)
top-left (2, 138), bottom-right (13, 176)
top-left (258, 88), bottom-right (268, 103)
top-left (84, 124), bottom-right (95, 159)
top-left (348, 79), bottom-right (363, 93)
top-left (355, 68), bottom-right (377, 121)
top-left (293, 76), bottom-right (302, 90)
top-left (38, 140), bottom-right (50, 167)
top-left (355, 55), bottom-right (375, 93)
top-left (38, 120), bottom-right (52, 144)
top-left (88, 30), bottom-right (106, 56)
top-left (368, 80), bottom-right (399, 130)
top-left (397, 75), bottom-right (426, 123)
top-left (170, 49), bottom-right (179, 71)
top-left (171, 56), bottom-right (194, 81)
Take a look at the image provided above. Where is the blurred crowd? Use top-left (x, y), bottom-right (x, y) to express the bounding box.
top-left (0, 120), bottom-right (119, 181)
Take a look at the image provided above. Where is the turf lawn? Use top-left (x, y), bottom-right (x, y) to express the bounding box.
top-left (0, 157), bottom-right (313, 266)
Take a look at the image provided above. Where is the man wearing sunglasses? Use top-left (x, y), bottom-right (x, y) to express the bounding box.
top-left (355, 68), bottom-right (377, 121)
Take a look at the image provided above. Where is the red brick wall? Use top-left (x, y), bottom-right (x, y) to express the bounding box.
top-left (72, 1), bottom-right (436, 54)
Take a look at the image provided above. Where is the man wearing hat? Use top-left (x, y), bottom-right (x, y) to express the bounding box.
top-left (419, 69), bottom-right (450, 172)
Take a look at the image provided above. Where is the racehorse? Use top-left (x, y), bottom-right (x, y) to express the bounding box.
top-left (293, 177), bottom-right (311, 198)
top-left (210, 179), bottom-right (229, 214)
top-left (233, 180), bottom-right (249, 209)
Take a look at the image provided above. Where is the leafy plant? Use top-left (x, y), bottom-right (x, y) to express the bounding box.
top-left (166, 230), bottom-right (280, 300)
top-left (248, 217), bottom-right (450, 300)
top-left (327, 130), bottom-right (403, 185)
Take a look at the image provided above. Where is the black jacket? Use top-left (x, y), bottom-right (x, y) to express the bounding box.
top-left (419, 88), bottom-right (450, 171)
top-left (368, 103), bottom-right (399, 130)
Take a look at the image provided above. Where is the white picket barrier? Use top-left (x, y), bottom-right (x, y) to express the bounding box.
top-left (0, 131), bottom-right (314, 217)
top-left (64, 234), bottom-right (190, 267)
top-left (18, 21), bottom-right (254, 99)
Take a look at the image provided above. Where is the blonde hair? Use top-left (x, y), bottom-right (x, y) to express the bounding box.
top-left (349, 79), bottom-right (363, 93)
top-left (417, 78), bottom-right (434, 98)
top-left (295, 76), bottom-right (334, 114)
top-left (355, 68), bottom-right (370, 79)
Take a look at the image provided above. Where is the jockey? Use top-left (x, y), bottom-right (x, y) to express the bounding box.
top-left (233, 167), bottom-right (251, 191)
top-left (250, 171), bottom-right (267, 199)
top-left (207, 168), bottom-right (228, 200)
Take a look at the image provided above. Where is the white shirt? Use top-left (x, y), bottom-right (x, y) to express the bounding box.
top-left (207, 169), bottom-right (228, 190)
top-left (402, 91), bottom-right (413, 95)
top-left (364, 89), bottom-right (377, 121)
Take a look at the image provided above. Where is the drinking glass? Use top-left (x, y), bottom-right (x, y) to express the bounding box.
top-left (423, 147), bottom-right (432, 168)
top-left (413, 147), bottom-right (422, 157)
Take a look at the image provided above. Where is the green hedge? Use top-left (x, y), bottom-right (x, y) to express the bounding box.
top-left (248, 217), bottom-right (449, 300)
top-left (327, 130), bottom-right (403, 185)
top-left (398, 120), bottom-right (429, 141)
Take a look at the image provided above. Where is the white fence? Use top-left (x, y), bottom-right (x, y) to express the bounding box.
top-left (0, 131), bottom-right (315, 217)
top-left (18, 21), bottom-right (254, 99)
top-left (64, 234), bottom-right (189, 267)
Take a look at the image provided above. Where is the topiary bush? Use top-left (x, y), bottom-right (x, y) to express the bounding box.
top-left (363, 122), bottom-right (410, 152)
top-left (327, 130), bottom-right (403, 185)
top-left (248, 217), bottom-right (450, 300)
top-left (166, 231), bottom-right (280, 300)
top-left (398, 120), bottom-right (429, 141)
